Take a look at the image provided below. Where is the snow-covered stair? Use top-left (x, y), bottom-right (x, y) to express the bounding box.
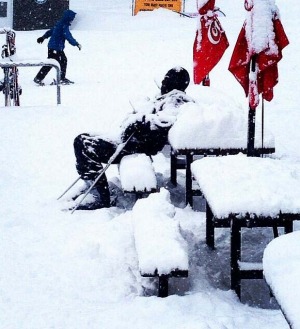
top-left (131, 189), bottom-right (189, 297)
top-left (119, 153), bottom-right (158, 195)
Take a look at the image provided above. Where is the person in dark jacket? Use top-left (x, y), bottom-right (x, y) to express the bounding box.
top-left (34, 9), bottom-right (81, 85)
top-left (72, 67), bottom-right (192, 210)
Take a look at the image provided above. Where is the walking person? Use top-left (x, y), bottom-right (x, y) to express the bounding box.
top-left (34, 9), bottom-right (82, 85)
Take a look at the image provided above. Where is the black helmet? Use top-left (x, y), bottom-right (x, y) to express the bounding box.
top-left (160, 67), bottom-right (190, 95)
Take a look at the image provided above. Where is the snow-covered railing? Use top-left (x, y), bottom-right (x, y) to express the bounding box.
top-left (0, 59), bottom-right (61, 105)
top-left (0, 27), bottom-right (14, 34)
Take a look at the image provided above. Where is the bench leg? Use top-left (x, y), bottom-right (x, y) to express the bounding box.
top-left (158, 275), bottom-right (169, 297)
top-left (185, 154), bottom-right (193, 206)
top-left (231, 219), bottom-right (241, 299)
top-left (170, 151), bottom-right (177, 186)
top-left (284, 220), bottom-right (293, 234)
top-left (206, 202), bottom-right (215, 249)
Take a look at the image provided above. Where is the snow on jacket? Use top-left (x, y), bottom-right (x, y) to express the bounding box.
top-left (121, 90), bottom-right (194, 156)
top-left (42, 10), bottom-right (79, 51)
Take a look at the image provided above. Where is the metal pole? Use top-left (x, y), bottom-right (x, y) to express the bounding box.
top-left (55, 65), bottom-right (61, 105)
top-left (247, 56), bottom-right (257, 157)
top-left (247, 108), bottom-right (256, 156)
top-left (57, 176), bottom-right (81, 200)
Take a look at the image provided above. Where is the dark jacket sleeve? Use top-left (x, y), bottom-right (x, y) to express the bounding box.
top-left (43, 28), bottom-right (53, 39)
top-left (122, 120), bottom-right (169, 156)
top-left (63, 25), bottom-right (79, 46)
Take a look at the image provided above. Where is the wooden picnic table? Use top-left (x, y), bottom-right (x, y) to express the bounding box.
top-left (191, 154), bottom-right (300, 299)
top-left (263, 231), bottom-right (300, 329)
top-left (169, 146), bottom-right (275, 205)
top-left (167, 99), bottom-right (275, 205)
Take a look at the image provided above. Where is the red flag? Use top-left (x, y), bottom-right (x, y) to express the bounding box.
top-left (193, 0), bottom-right (229, 84)
top-left (228, 6), bottom-right (289, 108)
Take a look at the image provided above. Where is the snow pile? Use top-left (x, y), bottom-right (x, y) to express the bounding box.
top-left (263, 231), bottom-right (300, 329)
top-left (169, 88), bottom-right (274, 150)
top-left (131, 189), bottom-right (188, 275)
top-left (191, 154), bottom-right (300, 218)
top-left (0, 0), bottom-right (299, 328)
top-left (119, 153), bottom-right (157, 192)
top-left (245, 0), bottom-right (279, 54)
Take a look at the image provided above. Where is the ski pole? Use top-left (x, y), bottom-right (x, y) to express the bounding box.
top-left (57, 176), bottom-right (81, 200)
top-left (71, 132), bottom-right (135, 214)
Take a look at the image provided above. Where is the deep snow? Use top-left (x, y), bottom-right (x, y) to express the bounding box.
top-left (1, 0), bottom-right (300, 328)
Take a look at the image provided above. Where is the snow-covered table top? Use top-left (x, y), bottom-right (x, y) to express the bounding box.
top-left (263, 231), bottom-right (300, 329)
top-left (168, 89), bottom-right (275, 150)
top-left (191, 154), bottom-right (300, 218)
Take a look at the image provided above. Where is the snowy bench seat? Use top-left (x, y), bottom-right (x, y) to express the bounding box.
top-left (191, 154), bottom-right (300, 299)
top-left (131, 189), bottom-right (189, 297)
top-left (119, 154), bottom-right (158, 197)
top-left (263, 231), bottom-right (300, 329)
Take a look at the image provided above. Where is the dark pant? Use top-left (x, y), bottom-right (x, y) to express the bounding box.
top-left (73, 134), bottom-right (132, 205)
top-left (35, 49), bottom-right (67, 81)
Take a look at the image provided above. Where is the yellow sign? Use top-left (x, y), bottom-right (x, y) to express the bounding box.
top-left (133, 0), bottom-right (182, 16)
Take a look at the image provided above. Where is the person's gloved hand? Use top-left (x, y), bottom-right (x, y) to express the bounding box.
top-left (77, 44), bottom-right (82, 50)
top-left (37, 37), bottom-right (44, 44)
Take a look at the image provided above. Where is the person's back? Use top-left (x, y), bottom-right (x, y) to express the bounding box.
top-left (47, 10), bottom-right (78, 51)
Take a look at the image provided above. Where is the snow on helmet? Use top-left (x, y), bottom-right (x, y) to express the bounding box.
top-left (160, 67), bottom-right (190, 95)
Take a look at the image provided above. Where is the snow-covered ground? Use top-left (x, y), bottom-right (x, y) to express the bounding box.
top-left (1, 0), bottom-right (300, 328)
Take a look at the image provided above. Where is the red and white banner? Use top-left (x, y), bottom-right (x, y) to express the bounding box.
top-left (228, 2), bottom-right (289, 108)
top-left (193, 0), bottom-right (229, 84)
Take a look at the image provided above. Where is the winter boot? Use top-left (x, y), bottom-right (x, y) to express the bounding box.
top-left (33, 77), bottom-right (45, 86)
top-left (74, 177), bottom-right (111, 210)
top-left (60, 78), bottom-right (74, 85)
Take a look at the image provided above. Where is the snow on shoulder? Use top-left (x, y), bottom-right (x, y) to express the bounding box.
top-left (130, 188), bottom-right (188, 275)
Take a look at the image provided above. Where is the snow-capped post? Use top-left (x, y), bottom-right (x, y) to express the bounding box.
top-left (228, 0), bottom-right (289, 156)
top-left (193, 0), bottom-right (229, 87)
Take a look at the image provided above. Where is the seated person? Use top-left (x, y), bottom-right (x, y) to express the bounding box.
top-left (73, 66), bottom-right (193, 210)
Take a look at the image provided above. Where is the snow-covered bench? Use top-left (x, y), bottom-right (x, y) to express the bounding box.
top-left (263, 231), bottom-right (300, 329)
top-left (131, 189), bottom-right (189, 297)
top-left (168, 95), bottom-right (275, 205)
top-left (119, 153), bottom-right (158, 198)
top-left (191, 154), bottom-right (300, 299)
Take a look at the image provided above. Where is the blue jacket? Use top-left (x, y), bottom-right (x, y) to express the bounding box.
top-left (42, 10), bottom-right (79, 51)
